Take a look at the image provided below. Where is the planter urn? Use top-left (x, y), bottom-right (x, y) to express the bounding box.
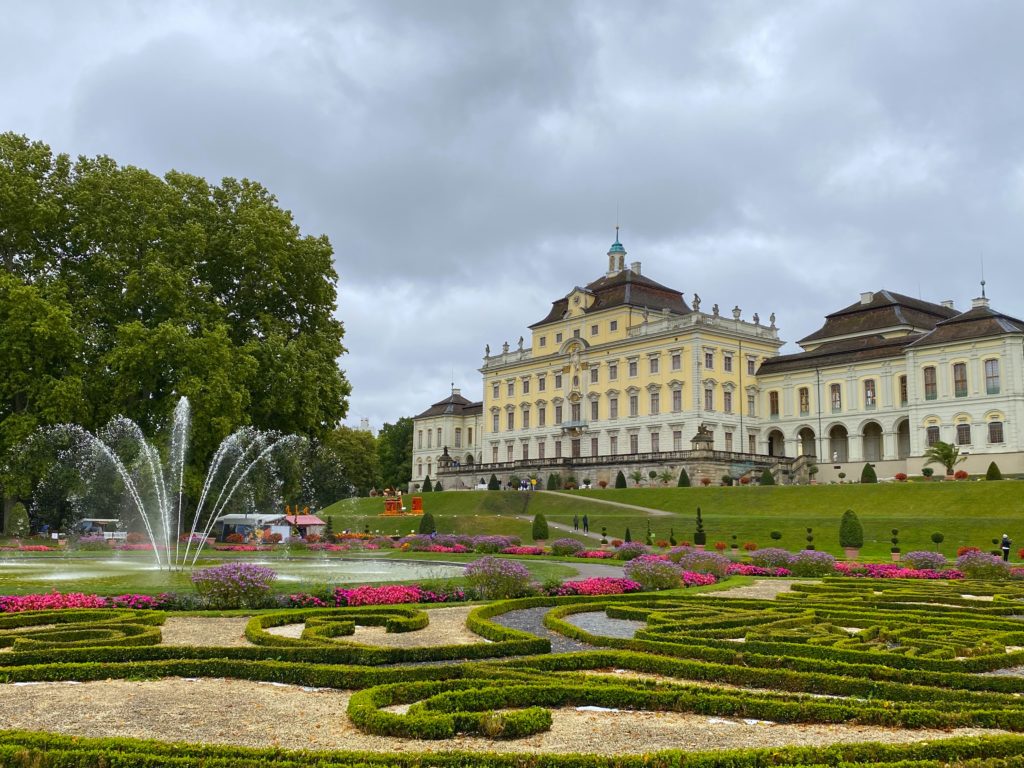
top-left (891, 551), bottom-right (901, 562)
top-left (843, 547), bottom-right (860, 560)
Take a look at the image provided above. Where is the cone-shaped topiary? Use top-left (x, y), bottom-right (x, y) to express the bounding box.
top-left (669, 527), bottom-right (677, 546)
top-left (677, 467), bottom-right (691, 487)
top-left (615, 470), bottom-right (627, 489)
top-left (4, 502), bottom-right (29, 537)
top-left (434, 481), bottom-right (443, 492)
top-left (546, 473), bottom-right (560, 490)
top-left (860, 463), bottom-right (877, 484)
top-left (532, 513), bottom-right (549, 541)
top-left (694, 507), bottom-right (706, 546)
top-left (759, 468), bottom-right (775, 486)
top-left (488, 474), bottom-right (501, 491)
top-left (418, 511), bottom-right (436, 535)
top-left (986, 461), bottom-right (1003, 480)
top-left (624, 527), bottom-right (632, 543)
top-left (421, 475), bottom-right (433, 493)
top-left (839, 509), bottom-right (864, 549)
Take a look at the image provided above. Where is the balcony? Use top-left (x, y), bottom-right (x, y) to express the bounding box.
top-left (560, 420), bottom-right (589, 434)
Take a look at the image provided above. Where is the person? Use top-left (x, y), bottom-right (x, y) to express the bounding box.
top-left (582, 514), bottom-right (589, 534)
top-left (573, 513), bottom-right (579, 531)
top-left (1001, 533), bottom-right (1012, 562)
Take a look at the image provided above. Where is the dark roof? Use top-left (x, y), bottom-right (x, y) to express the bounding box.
top-left (907, 301), bottom-right (1024, 348)
top-left (798, 290), bottom-right (957, 345)
top-left (757, 334), bottom-right (916, 375)
top-left (414, 392), bottom-right (482, 419)
top-left (530, 268), bottom-right (691, 328)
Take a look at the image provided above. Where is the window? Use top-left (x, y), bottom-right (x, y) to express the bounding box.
top-left (436, 428), bottom-right (441, 446)
top-left (673, 430), bottom-right (682, 450)
top-left (704, 389), bottom-right (714, 411)
top-left (899, 375), bottom-right (908, 406)
top-left (723, 391), bottom-right (733, 413)
top-left (492, 446), bottom-right (499, 462)
top-left (651, 432), bottom-right (660, 452)
top-left (507, 381), bottom-right (514, 397)
top-left (417, 462), bottom-right (422, 477)
top-left (539, 336), bottom-right (546, 347)
top-left (926, 426), bottom-right (940, 446)
top-left (609, 363), bottom-right (618, 380)
top-left (506, 445), bottom-right (513, 462)
top-left (671, 352), bottom-right (681, 370)
top-left (672, 389), bottom-right (682, 412)
top-left (985, 359), bottom-right (1000, 394)
top-left (427, 461), bottom-right (431, 476)
top-left (864, 379), bottom-right (876, 408)
top-left (956, 423), bottom-right (971, 445)
top-left (798, 387), bottom-right (810, 415)
top-left (554, 373), bottom-right (562, 388)
top-left (571, 403), bottom-right (581, 422)
top-left (555, 332), bottom-right (563, 343)
top-left (609, 435), bottom-right (618, 454)
top-left (649, 357), bottom-right (659, 374)
top-left (704, 351), bottom-right (714, 369)
top-left (723, 354), bottom-right (733, 373)
top-left (591, 437), bottom-right (599, 455)
top-left (590, 367), bottom-right (599, 384)
top-left (492, 382), bottom-right (499, 399)
top-left (538, 375), bottom-right (546, 392)
top-left (554, 440), bottom-right (562, 458)
top-left (522, 409), bottom-right (530, 429)
top-left (610, 320), bottom-right (618, 331)
top-left (417, 430), bottom-right (423, 449)
top-left (747, 393), bottom-right (756, 416)
top-left (650, 392), bottom-right (660, 415)
top-left (609, 397), bottom-right (618, 419)
top-left (427, 430), bottom-right (432, 448)
top-left (628, 359), bottom-right (638, 377)
top-left (724, 431), bottom-right (733, 452)
top-left (747, 359), bottom-right (756, 375)
top-left (573, 375), bottom-right (579, 388)
top-left (538, 442), bottom-right (545, 459)
top-left (522, 443), bottom-right (529, 460)
top-left (454, 428), bottom-right (462, 448)
top-left (924, 367), bottom-right (937, 400)
top-left (629, 433), bottom-right (639, 454)
top-left (573, 328), bottom-right (581, 338)
top-left (830, 384), bottom-right (842, 412)
top-left (590, 324), bottom-right (599, 336)
top-left (468, 428), bottom-right (473, 445)
top-left (555, 405), bottom-right (563, 424)
top-left (506, 411), bottom-right (514, 430)
top-left (629, 394), bottom-right (639, 417)
top-left (538, 406), bottom-right (546, 427)
top-left (989, 421), bottom-right (1004, 443)
top-left (522, 379), bottom-right (530, 395)
top-left (748, 434), bottom-right (756, 453)
top-left (492, 413), bottom-right (499, 432)
top-left (590, 399), bottom-right (599, 420)
top-left (953, 363), bottom-right (968, 398)
top-left (769, 391), bottom-right (780, 417)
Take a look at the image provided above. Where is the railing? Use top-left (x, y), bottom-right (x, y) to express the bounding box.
top-left (438, 448), bottom-right (795, 475)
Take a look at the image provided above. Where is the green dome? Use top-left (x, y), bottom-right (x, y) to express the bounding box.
top-left (608, 240), bottom-right (626, 254)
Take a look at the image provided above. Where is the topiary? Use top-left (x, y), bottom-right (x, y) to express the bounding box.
top-left (418, 512), bottom-right (436, 535)
top-left (669, 527), bottom-right (677, 546)
top-left (860, 463), bottom-right (877, 484)
top-left (839, 509), bottom-right (864, 549)
top-left (677, 468), bottom-right (691, 487)
top-left (931, 531), bottom-right (944, 551)
top-left (488, 474), bottom-right (501, 491)
top-left (546, 473), bottom-right (559, 490)
top-left (615, 470), bottom-right (627, 489)
top-left (4, 502), bottom-right (29, 538)
top-left (434, 481), bottom-right (443, 492)
top-left (721, 474), bottom-right (733, 486)
top-left (623, 527), bottom-right (632, 543)
top-left (421, 475), bottom-right (433, 493)
top-left (770, 530), bottom-right (782, 541)
top-left (693, 507), bottom-right (706, 546)
top-left (986, 461), bottom-right (1003, 480)
top-left (759, 468), bottom-right (775, 486)
top-left (890, 528), bottom-right (900, 553)
top-left (531, 513), bottom-right (549, 541)
top-left (805, 527), bottom-right (815, 550)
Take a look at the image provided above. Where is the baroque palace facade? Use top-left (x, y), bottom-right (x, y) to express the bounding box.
top-left (412, 236), bottom-right (1024, 490)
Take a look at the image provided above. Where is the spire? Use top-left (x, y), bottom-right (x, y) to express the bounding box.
top-left (607, 227), bottom-right (626, 274)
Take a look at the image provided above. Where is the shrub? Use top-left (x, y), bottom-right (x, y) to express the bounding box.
top-left (742, 541), bottom-right (757, 551)
top-left (904, 551), bottom-right (947, 570)
top-left (623, 556), bottom-right (682, 590)
top-left (789, 550), bottom-right (836, 576)
top-left (700, 477), bottom-right (711, 486)
top-left (417, 512), bottom-right (437, 535)
top-left (488, 474), bottom-right (501, 491)
top-left (4, 503), bottom-right (29, 537)
top-left (721, 474), bottom-right (733, 486)
top-left (549, 538), bottom-right (585, 556)
top-left (957, 545), bottom-right (980, 557)
top-left (922, 467), bottom-right (935, 478)
top-left (770, 530), bottom-right (782, 541)
top-left (749, 547), bottom-right (794, 568)
top-left (954, 469), bottom-right (970, 480)
top-left (623, 527), bottom-right (632, 543)
top-left (669, 527), bottom-right (677, 546)
top-left (890, 528), bottom-right (900, 553)
top-left (610, 539), bottom-right (623, 547)
top-left (546, 473), bottom-right (560, 490)
top-left (714, 541), bottom-right (727, 551)
top-left (614, 542), bottom-right (648, 561)
top-left (759, 468), bottom-right (775, 485)
top-left (739, 475), bottom-right (751, 485)
top-left (421, 475), bottom-right (433, 493)
top-left (614, 470), bottom-right (627, 488)
top-left (677, 468), bottom-right (691, 487)
top-left (894, 472), bottom-right (908, 481)
top-left (676, 551), bottom-right (730, 578)
top-left (225, 533), bottom-right (245, 544)
top-left (931, 532), bottom-right (944, 548)
top-left (598, 480), bottom-right (608, 488)
top-left (531, 514), bottom-right (549, 541)
top-left (693, 507), bottom-right (706, 546)
top-left (986, 461), bottom-right (1003, 480)
top-left (839, 509), bottom-right (864, 549)
top-left (191, 563), bottom-right (277, 608)
top-left (434, 481), bottom-right (443, 492)
top-left (472, 535), bottom-right (518, 553)
top-left (464, 557), bottom-right (532, 599)
top-left (956, 550), bottom-right (1010, 579)
top-left (860, 463), bottom-right (877, 484)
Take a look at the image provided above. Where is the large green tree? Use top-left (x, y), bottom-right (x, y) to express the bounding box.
top-left (377, 417), bottom-right (413, 490)
top-left (0, 132), bottom-right (351, 522)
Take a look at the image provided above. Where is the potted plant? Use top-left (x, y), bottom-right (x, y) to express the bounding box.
top-left (921, 467), bottom-right (934, 480)
top-left (805, 527), bottom-right (815, 550)
top-left (693, 507), bottom-right (706, 550)
top-left (808, 464), bottom-right (819, 485)
top-left (837, 471), bottom-right (846, 483)
top-left (890, 528), bottom-right (900, 562)
top-left (954, 469), bottom-right (969, 480)
top-left (839, 509), bottom-right (863, 560)
top-left (922, 440), bottom-right (966, 479)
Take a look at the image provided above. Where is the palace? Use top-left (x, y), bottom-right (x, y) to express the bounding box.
top-left (412, 236), bottom-right (1024, 489)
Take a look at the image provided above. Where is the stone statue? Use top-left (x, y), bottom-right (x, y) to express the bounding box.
top-left (502, 341), bottom-right (509, 354)
top-left (692, 293), bottom-right (701, 311)
top-left (769, 312), bottom-right (776, 329)
top-left (732, 305), bottom-right (741, 320)
top-left (712, 303), bottom-right (720, 317)
top-left (753, 312), bottom-right (760, 325)
top-left (485, 344), bottom-right (490, 356)
top-left (642, 306), bottom-right (649, 323)
top-left (517, 336), bottom-right (524, 351)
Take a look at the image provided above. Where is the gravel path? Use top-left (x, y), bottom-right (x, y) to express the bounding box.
top-left (542, 490), bottom-right (674, 517)
top-left (160, 617), bottom-right (251, 647)
top-left (0, 678), bottom-right (1002, 754)
top-left (490, 606), bottom-right (594, 653)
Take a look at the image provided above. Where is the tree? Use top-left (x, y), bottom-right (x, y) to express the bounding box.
top-left (624, 527), bottom-right (632, 542)
top-left (488, 474), bottom-right (500, 491)
top-left (614, 471), bottom-right (627, 489)
top-left (839, 509), bottom-right (864, 550)
top-left (4, 502), bottom-right (29, 537)
top-left (421, 475), bottom-right (433, 493)
top-left (418, 511), bottom-right (436, 535)
top-left (433, 480), bottom-right (443, 492)
top-left (860, 463), bottom-right (877, 484)
top-left (546, 473), bottom-right (560, 490)
top-left (694, 507), bottom-right (706, 546)
top-left (677, 468), bottom-right (691, 487)
top-left (759, 468), bottom-right (775, 485)
top-left (531, 513), bottom-right (549, 541)
top-left (986, 461), bottom-right (1003, 480)
top-left (923, 441), bottom-right (966, 476)
top-left (323, 427), bottom-right (379, 498)
top-left (377, 417), bottom-right (413, 490)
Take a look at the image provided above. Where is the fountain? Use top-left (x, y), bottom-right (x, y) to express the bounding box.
top-left (39, 398), bottom-right (301, 571)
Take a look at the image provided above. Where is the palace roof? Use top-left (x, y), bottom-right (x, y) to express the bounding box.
top-left (414, 391), bottom-right (482, 419)
top-left (757, 333), bottom-right (915, 375)
top-left (907, 299), bottom-right (1024, 348)
top-left (798, 290), bottom-right (957, 345)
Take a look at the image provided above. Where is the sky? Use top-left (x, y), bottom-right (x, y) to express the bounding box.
top-left (4, 1), bottom-right (1024, 431)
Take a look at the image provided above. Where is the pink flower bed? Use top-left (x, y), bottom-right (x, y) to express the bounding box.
top-left (727, 564), bottom-right (792, 577)
top-left (551, 578), bottom-right (642, 596)
top-left (0, 591), bottom-right (165, 612)
top-left (330, 584), bottom-right (467, 607)
top-left (578, 550), bottom-right (615, 559)
top-left (114, 543), bottom-right (155, 551)
top-left (681, 571), bottom-right (718, 587)
top-left (835, 562), bottom-right (963, 579)
top-left (500, 546), bottom-right (546, 555)
top-left (0, 545), bottom-right (53, 552)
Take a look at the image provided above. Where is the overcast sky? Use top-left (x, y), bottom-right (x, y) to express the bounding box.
top-left (4, 1), bottom-right (1024, 431)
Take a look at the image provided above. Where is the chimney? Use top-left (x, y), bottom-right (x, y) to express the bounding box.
top-left (941, 300), bottom-right (955, 309)
top-left (972, 296), bottom-right (990, 309)
top-left (859, 291), bottom-right (874, 305)
top-left (630, 261), bottom-right (641, 275)
top-left (452, 387), bottom-right (461, 396)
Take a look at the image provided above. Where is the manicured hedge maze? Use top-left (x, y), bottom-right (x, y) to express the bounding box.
top-left (3, 580), bottom-right (1024, 766)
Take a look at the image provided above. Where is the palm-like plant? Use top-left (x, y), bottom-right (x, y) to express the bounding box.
top-left (628, 469), bottom-right (645, 487)
top-left (923, 441), bottom-right (967, 475)
top-left (657, 469), bottom-right (675, 485)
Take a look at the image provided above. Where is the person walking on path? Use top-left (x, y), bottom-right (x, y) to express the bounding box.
top-left (1002, 534), bottom-right (1012, 562)
top-left (582, 514), bottom-right (589, 534)
top-left (573, 513), bottom-right (579, 531)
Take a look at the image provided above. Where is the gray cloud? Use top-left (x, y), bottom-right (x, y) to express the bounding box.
top-left (3, 0), bottom-right (1024, 430)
